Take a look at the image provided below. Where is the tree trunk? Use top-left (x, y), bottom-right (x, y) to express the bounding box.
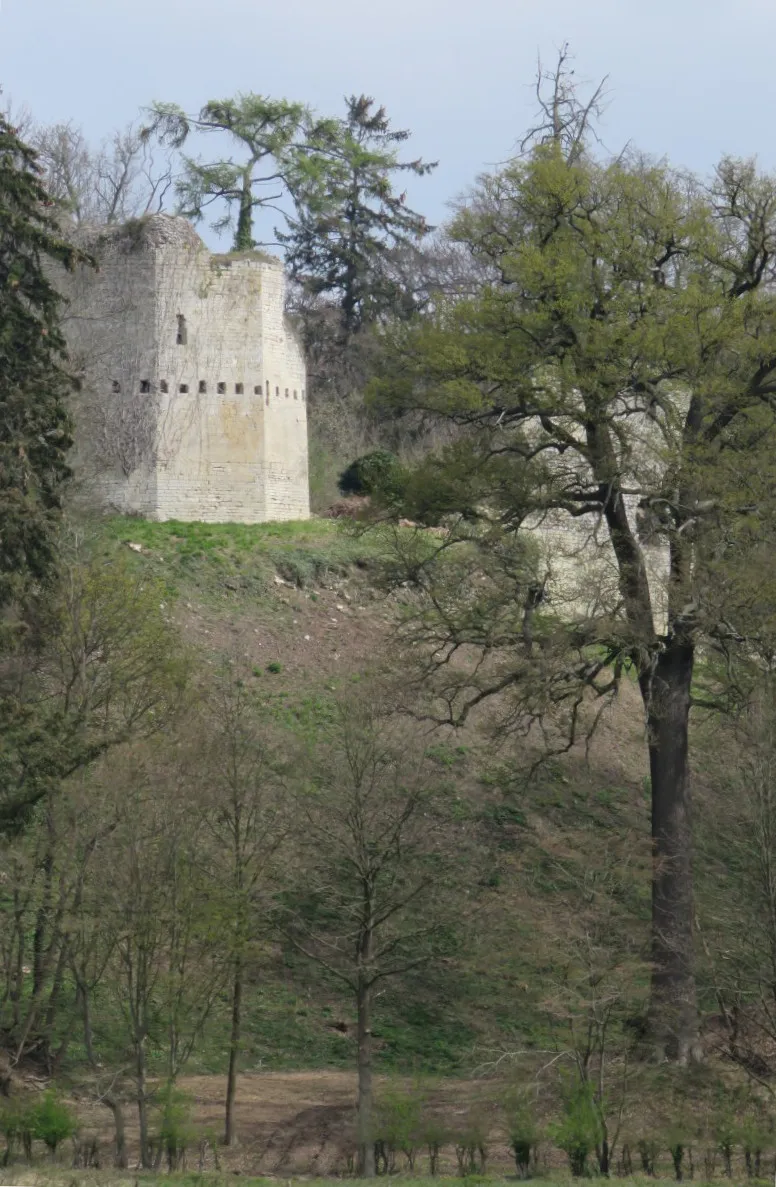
top-left (79, 981), bottom-right (97, 1068)
top-left (642, 640), bottom-right (701, 1063)
top-left (356, 976), bottom-right (375, 1178)
top-left (135, 1043), bottom-right (151, 1168)
top-left (224, 953), bottom-right (242, 1147)
top-left (234, 180), bottom-right (254, 252)
top-left (104, 1095), bottom-right (127, 1169)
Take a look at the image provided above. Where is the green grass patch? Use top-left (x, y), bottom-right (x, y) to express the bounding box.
top-left (92, 516), bottom-right (394, 604)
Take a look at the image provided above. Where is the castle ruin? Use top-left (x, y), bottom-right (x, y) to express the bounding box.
top-left (60, 214), bottom-right (310, 523)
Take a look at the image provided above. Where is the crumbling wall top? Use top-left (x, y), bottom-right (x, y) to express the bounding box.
top-left (70, 213), bottom-right (205, 255)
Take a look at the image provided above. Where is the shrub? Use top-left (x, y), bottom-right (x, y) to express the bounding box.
top-left (739, 1116), bottom-right (769, 1178)
top-left (374, 1089), bottom-right (423, 1173)
top-left (637, 1136), bottom-right (660, 1176)
top-left (338, 450), bottom-right (405, 501)
top-left (454, 1109), bottom-right (490, 1176)
top-left (32, 1090), bottom-right (77, 1154)
top-left (714, 1110), bottom-right (737, 1178)
top-left (419, 1113), bottom-right (449, 1176)
top-left (0, 1097), bottom-right (36, 1164)
top-left (550, 1084), bottom-right (602, 1178)
top-left (153, 1084), bottom-right (196, 1172)
top-left (504, 1091), bottom-right (540, 1180)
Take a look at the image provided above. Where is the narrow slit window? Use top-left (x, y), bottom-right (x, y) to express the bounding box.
top-left (160, 380), bottom-right (169, 394)
top-left (254, 384), bottom-right (261, 395)
top-left (140, 380), bottom-right (151, 394)
top-left (275, 386), bottom-right (279, 398)
top-left (235, 382), bottom-right (244, 394)
top-left (179, 383), bottom-right (189, 394)
top-left (111, 380), bottom-right (121, 394)
top-left (217, 382), bottom-right (226, 394)
top-left (199, 380), bottom-right (207, 394)
top-left (176, 314), bottom-right (187, 345)
top-left (293, 389), bottom-right (298, 400)
top-left (301, 388), bottom-right (306, 402)
top-left (285, 388), bottom-right (289, 399)
top-left (266, 380), bottom-right (270, 396)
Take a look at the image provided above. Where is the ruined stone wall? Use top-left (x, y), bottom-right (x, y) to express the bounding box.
top-left (59, 215), bottom-right (310, 524)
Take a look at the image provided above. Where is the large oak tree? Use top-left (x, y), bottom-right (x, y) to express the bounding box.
top-left (371, 60), bottom-right (776, 1062)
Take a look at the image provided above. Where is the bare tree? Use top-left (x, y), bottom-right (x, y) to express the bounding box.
top-left (193, 670), bottom-right (288, 1147)
top-left (30, 120), bottom-right (174, 225)
top-left (280, 695), bottom-right (462, 1178)
top-left (98, 751), bottom-right (228, 1168)
top-left (519, 42), bottom-right (610, 162)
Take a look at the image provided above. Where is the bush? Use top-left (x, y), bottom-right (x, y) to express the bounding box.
top-left (504, 1090), bottom-right (540, 1179)
top-left (374, 1089), bottom-right (423, 1173)
top-left (637, 1136), bottom-right (660, 1176)
top-left (714, 1109), bottom-right (737, 1178)
top-left (419, 1113), bottom-right (449, 1176)
top-left (0, 1097), bottom-right (36, 1164)
top-left (739, 1115), bottom-right (769, 1178)
top-left (153, 1084), bottom-right (196, 1172)
top-left (338, 450), bottom-right (405, 501)
top-left (454, 1108), bottom-right (490, 1176)
top-left (550, 1084), bottom-right (602, 1178)
top-left (32, 1090), bottom-right (77, 1154)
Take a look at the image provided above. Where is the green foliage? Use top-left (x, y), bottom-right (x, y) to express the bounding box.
top-left (0, 1096), bottom-right (36, 1163)
top-left (32, 1090), bottom-right (77, 1152)
top-left (550, 1083), bottom-right (602, 1177)
top-left (375, 1089), bottom-right (424, 1172)
top-left (143, 95), bottom-right (309, 250)
top-left (0, 539), bottom-right (188, 832)
top-left (338, 449), bottom-right (405, 500)
top-left (367, 67), bottom-right (776, 1055)
top-left (0, 116), bottom-right (90, 607)
top-left (504, 1089), bottom-right (540, 1179)
top-left (453, 1108), bottom-right (490, 1175)
top-left (280, 95), bottom-right (434, 335)
top-left (154, 1084), bottom-right (196, 1171)
top-left (266, 661), bottom-right (283, 674)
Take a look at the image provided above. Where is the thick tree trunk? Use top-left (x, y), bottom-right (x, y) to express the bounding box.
top-left (224, 954), bottom-right (242, 1147)
top-left (642, 641), bottom-right (701, 1063)
top-left (356, 977), bottom-right (375, 1178)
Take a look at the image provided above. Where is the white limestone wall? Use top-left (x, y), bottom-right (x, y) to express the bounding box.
top-left (59, 216), bottom-right (310, 524)
top-left (260, 267), bottom-right (310, 520)
top-left (58, 226), bottom-right (160, 515)
top-left (152, 246), bottom-right (269, 522)
top-left (526, 508), bottom-right (670, 632)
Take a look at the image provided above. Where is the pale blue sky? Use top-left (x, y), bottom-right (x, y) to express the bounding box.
top-left (2, 0), bottom-right (775, 240)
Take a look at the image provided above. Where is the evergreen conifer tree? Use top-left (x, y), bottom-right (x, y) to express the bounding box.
top-left (281, 95), bottom-right (435, 338)
top-left (0, 114), bottom-right (86, 605)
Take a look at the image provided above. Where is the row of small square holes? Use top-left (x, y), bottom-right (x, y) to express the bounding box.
top-left (114, 380), bottom-right (305, 401)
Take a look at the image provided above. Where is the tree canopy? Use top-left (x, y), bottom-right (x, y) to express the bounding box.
top-left (280, 95), bottom-right (435, 337)
top-left (370, 64), bottom-right (776, 1061)
top-left (0, 115), bottom-right (88, 607)
top-left (142, 94), bottom-right (313, 251)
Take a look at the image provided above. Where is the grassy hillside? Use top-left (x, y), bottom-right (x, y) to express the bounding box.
top-left (66, 515), bottom-right (658, 1079)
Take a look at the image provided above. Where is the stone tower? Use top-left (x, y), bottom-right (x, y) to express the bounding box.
top-left (60, 214), bottom-right (310, 522)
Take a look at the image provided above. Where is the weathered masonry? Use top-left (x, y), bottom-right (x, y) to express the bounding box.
top-left (60, 214), bottom-right (310, 522)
